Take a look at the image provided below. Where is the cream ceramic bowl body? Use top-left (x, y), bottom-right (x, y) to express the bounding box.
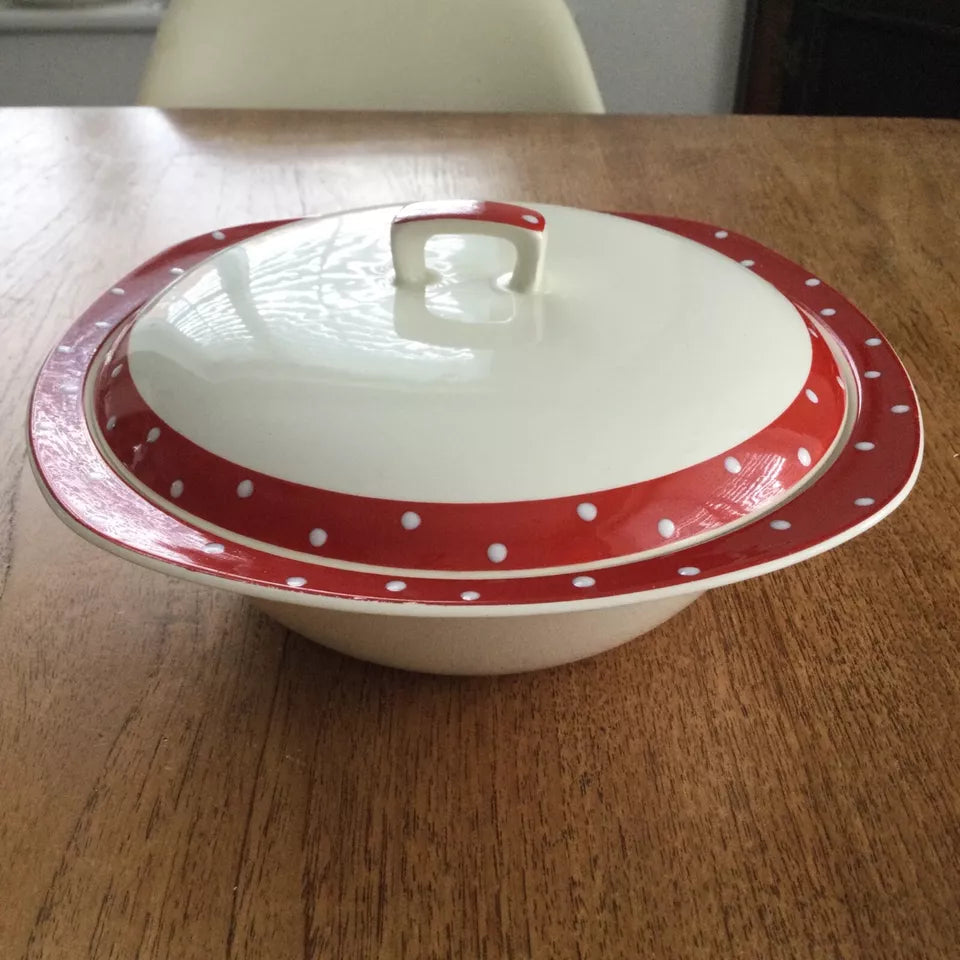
top-left (253, 593), bottom-right (701, 675)
top-left (29, 201), bottom-right (923, 674)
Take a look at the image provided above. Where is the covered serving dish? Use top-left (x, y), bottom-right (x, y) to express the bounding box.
top-left (29, 200), bottom-right (922, 674)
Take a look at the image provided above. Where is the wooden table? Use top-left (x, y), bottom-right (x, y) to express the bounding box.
top-left (1, 109), bottom-right (958, 960)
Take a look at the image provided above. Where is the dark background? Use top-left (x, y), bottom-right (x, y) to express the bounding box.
top-left (737, 0), bottom-right (960, 116)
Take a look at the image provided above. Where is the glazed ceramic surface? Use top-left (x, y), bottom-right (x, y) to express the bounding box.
top-left (29, 202), bottom-right (922, 672)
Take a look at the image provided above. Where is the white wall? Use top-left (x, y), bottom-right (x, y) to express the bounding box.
top-left (567, 0), bottom-right (748, 113)
top-left (0, 32), bottom-right (154, 106)
top-left (0, 0), bottom-right (748, 113)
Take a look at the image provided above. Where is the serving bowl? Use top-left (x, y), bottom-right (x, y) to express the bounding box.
top-left (28, 201), bottom-right (922, 674)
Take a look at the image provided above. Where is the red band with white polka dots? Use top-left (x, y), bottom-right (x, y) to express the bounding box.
top-left (29, 214), bottom-right (921, 606)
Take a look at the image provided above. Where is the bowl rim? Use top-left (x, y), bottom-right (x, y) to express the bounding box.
top-left (27, 211), bottom-right (924, 617)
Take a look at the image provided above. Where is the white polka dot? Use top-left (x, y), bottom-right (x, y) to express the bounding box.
top-left (521, 214), bottom-right (540, 224)
top-left (740, 259), bottom-right (755, 267)
top-left (865, 337), bottom-right (882, 346)
top-left (864, 370), bottom-right (881, 379)
top-left (95, 320), bottom-right (112, 329)
top-left (798, 447), bottom-right (812, 467)
top-left (106, 415), bottom-right (117, 431)
top-left (891, 404), bottom-right (910, 414)
top-left (576, 502), bottom-right (598, 522)
top-left (110, 287), bottom-right (125, 296)
top-left (146, 427), bottom-right (161, 443)
top-left (401, 510), bottom-right (421, 530)
top-left (678, 566), bottom-right (700, 577)
top-left (770, 519), bottom-right (791, 531)
top-left (56, 345), bottom-right (73, 353)
top-left (236, 479), bottom-right (254, 498)
top-left (854, 441), bottom-right (875, 451)
top-left (854, 497), bottom-right (875, 507)
top-left (714, 230), bottom-right (728, 239)
top-left (211, 230), bottom-right (226, 240)
top-left (385, 580), bottom-right (407, 593)
top-left (169, 266), bottom-right (185, 275)
top-left (460, 591), bottom-right (481, 602)
top-left (572, 575), bottom-right (596, 589)
top-left (820, 308), bottom-right (836, 316)
top-left (805, 277), bottom-right (821, 287)
top-left (202, 542), bottom-right (225, 554)
top-left (487, 543), bottom-right (508, 564)
top-left (724, 456), bottom-right (742, 474)
top-left (308, 528), bottom-right (328, 548)
top-left (657, 518), bottom-right (676, 539)
top-left (805, 388), bottom-right (819, 404)
top-left (808, 326), bottom-right (820, 339)
top-left (286, 576), bottom-right (307, 587)
top-left (170, 479), bottom-right (184, 498)
top-left (110, 364), bottom-right (123, 379)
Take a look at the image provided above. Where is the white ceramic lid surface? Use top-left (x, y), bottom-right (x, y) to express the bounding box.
top-left (124, 203), bottom-right (814, 501)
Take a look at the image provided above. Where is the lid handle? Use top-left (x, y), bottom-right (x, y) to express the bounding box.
top-left (391, 200), bottom-right (546, 294)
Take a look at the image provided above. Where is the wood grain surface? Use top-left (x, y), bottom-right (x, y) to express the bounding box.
top-left (1, 109), bottom-right (958, 960)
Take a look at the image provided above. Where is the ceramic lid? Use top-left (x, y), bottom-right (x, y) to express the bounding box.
top-left (88, 200), bottom-right (846, 576)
